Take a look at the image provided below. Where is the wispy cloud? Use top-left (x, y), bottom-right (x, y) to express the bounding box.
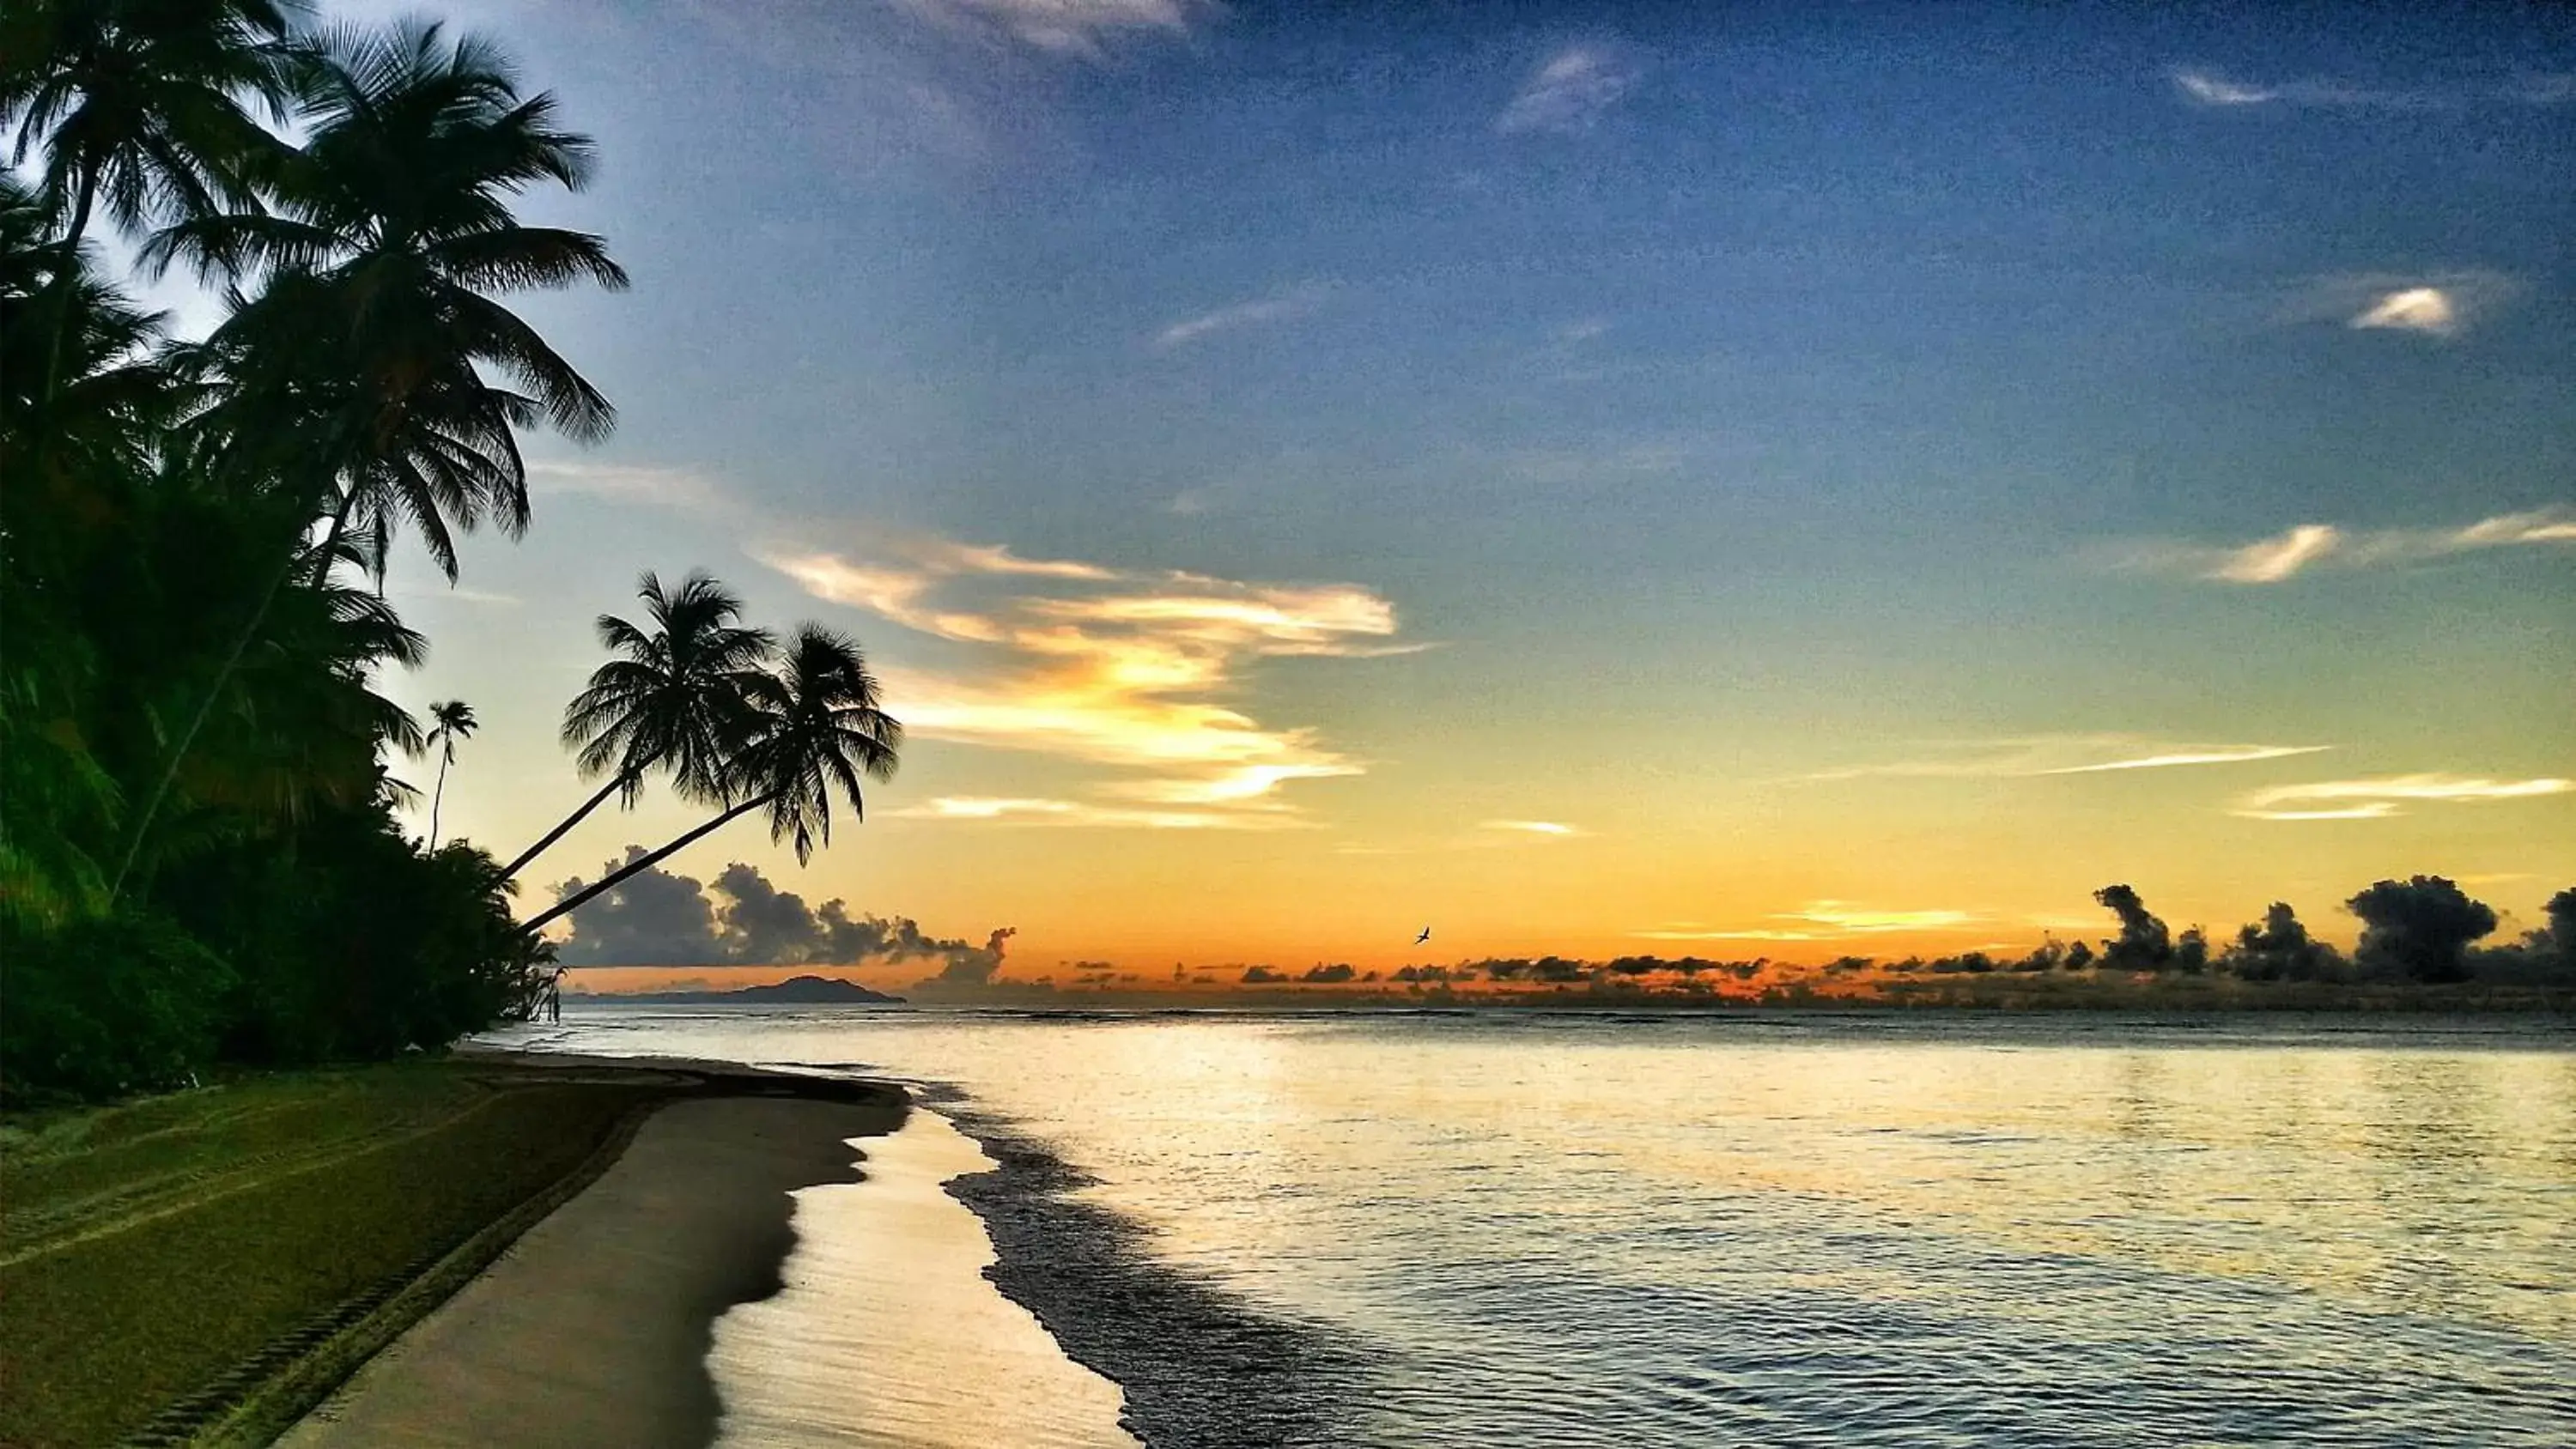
top-left (2208, 524), bottom-right (2342, 583)
top-left (2277, 269), bottom-right (2520, 338)
top-left (1153, 282), bottom-right (1331, 349)
top-left (890, 0), bottom-right (1212, 59)
top-left (2119, 507), bottom-right (2576, 585)
top-left (1496, 45), bottom-right (1642, 136)
top-left (526, 460), bottom-right (726, 513)
top-left (760, 535), bottom-right (1414, 827)
top-left (1480, 819), bottom-right (1583, 838)
top-left (2233, 774), bottom-right (2573, 822)
top-left (1807, 734), bottom-right (2329, 783)
top-left (392, 583), bottom-right (519, 608)
top-left (889, 796), bottom-right (1312, 829)
top-left (1636, 901), bottom-right (1980, 943)
top-left (2169, 66), bottom-right (2573, 111)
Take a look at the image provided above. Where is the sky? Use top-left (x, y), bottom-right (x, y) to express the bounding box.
top-left (308, 0), bottom-right (2573, 981)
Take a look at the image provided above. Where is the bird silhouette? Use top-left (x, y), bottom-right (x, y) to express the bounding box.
top-left (1414, 926), bottom-right (1432, 945)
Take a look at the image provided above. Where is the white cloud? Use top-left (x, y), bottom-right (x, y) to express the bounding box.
top-left (2127, 506), bottom-right (2576, 585)
top-left (1496, 45), bottom-right (1641, 135)
top-left (2350, 287), bottom-right (2458, 336)
top-left (760, 535), bottom-right (1411, 826)
top-left (889, 0), bottom-right (1211, 59)
top-left (1807, 734), bottom-right (2329, 782)
top-left (1635, 901), bottom-right (1979, 943)
top-left (2279, 269), bottom-right (2518, 337)
top-left (1479, 819), bottom-right (1583, 838)
top-left (2034, 745), bottom-right (2333, 775)
top-left (2170, 69), bottom-right (2278, 106)
top-left (2167, 66), bottom-right (2572, 111)
top-left (2210, 524), bottom-right (2344, 583)
top-left (1153, 282), bottom-right (1331, 349)
top-left (526, 460), bottom-right (726, 513)
top-left (889, 796), bottom-right (1310, 829)
top-left (2233, 774), bottom-right (2573, 822)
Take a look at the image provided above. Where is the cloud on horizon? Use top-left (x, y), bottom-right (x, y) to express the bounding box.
top-left (549, 851), bottom-right (1015, 982)
top-left (760, 533), bottom-right (1413, 827)
top-left (1636, 902), bottom-right (1982, 943)
top-left (1496, 45), bottom-right (1642, 135)
top-left (1806, 734), bottom-right (2330, 783)
top-left (2232, 773), bottom-right (2573, 822)
top-left (2119, 506), bottom-right (2576, 584)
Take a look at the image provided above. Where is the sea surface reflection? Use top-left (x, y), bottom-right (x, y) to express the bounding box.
top-left (497, 1010), bottom-right (2576, 1446)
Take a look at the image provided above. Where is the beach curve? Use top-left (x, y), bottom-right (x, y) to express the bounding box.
top-left (277, 1085), bottom-right (903, 1449)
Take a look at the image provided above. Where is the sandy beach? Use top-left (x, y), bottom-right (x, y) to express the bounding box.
top-left (278, 1087), bottom-right (903, 1449)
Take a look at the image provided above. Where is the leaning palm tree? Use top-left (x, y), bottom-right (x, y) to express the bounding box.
top-left (522, 626), bottom-right (901, 937)
top-left (108, 18), bottom-right (626, 904)
top-left (0, 0), bottom-right (305, 400)
top-left (422, 699), bottom-right (476, 847)
top-left (494, 572), bottom-right (777, 884)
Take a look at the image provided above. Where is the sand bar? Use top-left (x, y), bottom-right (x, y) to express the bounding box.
top-left (280, 1089), bottom-right (902, 1449)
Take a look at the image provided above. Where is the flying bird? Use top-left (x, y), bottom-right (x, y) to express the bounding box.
top-left (1414, 927), bottom-right (1432, 945)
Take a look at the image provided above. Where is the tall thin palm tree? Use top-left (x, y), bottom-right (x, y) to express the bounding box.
top-left (108, 18), bottom-right (626, 904)
top-left (523, 626), bottom-right (901, 937)
top-left (494, 572), bottom-right (776, 884)
top-left (422, 699), bottom-right (475, 848)
top-left (0, 0), bottom-right (304, 402)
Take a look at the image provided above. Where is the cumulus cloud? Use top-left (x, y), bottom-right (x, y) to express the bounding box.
top-left (2168, 65), bottom-right (2573, 112)
top-left (2232, 774), bottom-right (2573, 822)
top-left (550, 851), bottom-right (1015, 979)
top-left (760, 533), bottom-right (1413, 828)
top-left (890, 0), bottom-right (1211, 59)
top-left (2122, 507), bottom-right (2576, 585)
top-left (1807, 734), bottom-right (2329, 782)
top-left (1497, 45), bottom-right (1641, 135)
top-left (1153, 282), bottom-right (1332, 349)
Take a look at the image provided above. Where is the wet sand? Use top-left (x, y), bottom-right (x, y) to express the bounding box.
top-left (279, 1089), bottom-right (903, 1449)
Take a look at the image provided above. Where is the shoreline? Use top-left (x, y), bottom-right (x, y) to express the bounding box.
top-left (273, 1058), bottom-right (904, 1449)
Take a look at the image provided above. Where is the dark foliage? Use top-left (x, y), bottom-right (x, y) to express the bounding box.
top-left (2347, 876), bottom-right (2498, 984)
top-left (1, 8), bottom-right (601, 1100)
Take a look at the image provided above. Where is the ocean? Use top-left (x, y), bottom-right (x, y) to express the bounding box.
top-left (489, 1009), bottom-right (2576, 1446)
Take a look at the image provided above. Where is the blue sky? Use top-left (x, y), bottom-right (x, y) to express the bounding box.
top-left (320, 0), bottom-right (2574, 971)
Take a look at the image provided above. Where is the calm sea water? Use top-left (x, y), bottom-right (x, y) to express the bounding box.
top-left (493, 1009), bottom-right (2576, 1446)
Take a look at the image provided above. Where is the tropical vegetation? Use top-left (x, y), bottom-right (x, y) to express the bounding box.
top-left (3, 2), bottom-right (902, 1104)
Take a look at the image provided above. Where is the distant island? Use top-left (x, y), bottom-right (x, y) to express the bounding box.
top-left (612, 976), bottom-right (908, 1006)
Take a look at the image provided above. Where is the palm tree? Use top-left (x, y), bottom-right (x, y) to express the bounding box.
top-left (0, 0), bottom-right (304, 402)
top-left (494, 572), bottom-right (776, 884)
top-left (422, 699), bottom-right (476, 848)
top-left (107, 18), bottom-right (626, 903)
top-left (523, 626), bottom-right (901, 937)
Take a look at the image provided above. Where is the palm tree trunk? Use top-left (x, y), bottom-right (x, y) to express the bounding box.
top-left (39, 171), bottom-right (99, 408)
top-left (106, 487), bottom-right (359, 905)
top-left (519, 793), bottom-right (773, 937)
top-left (429, 753), bottom-right (451, 848)
top-left (494, 773), bottom-right (632, 885)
